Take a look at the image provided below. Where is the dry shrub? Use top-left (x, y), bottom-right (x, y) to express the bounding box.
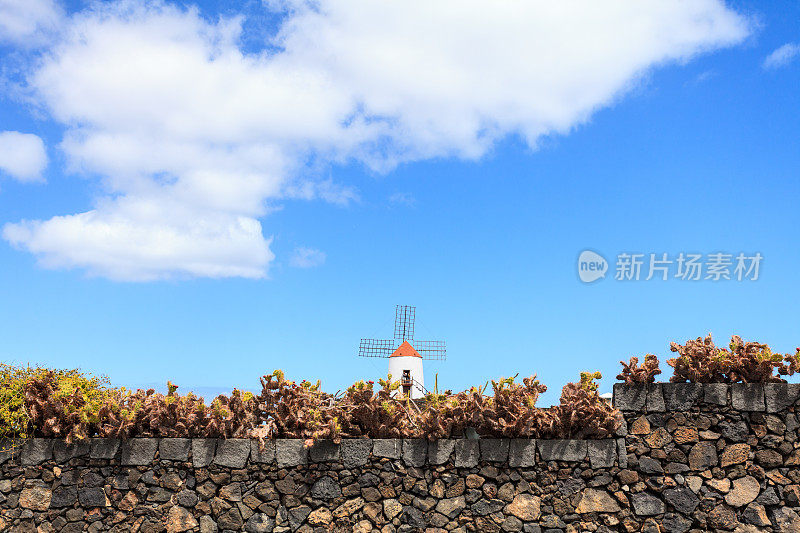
top-left (617, 354), bottom-right (662, 384)
top-left (417, 374), bottom-right (550, 439)
top-left (23, 369), bottom-right (258, 442)
top-left (416, 372), bottom-right (620, 440)
top-left (13, 366), bottom-right (621, 443)
top-left (335, 377), bottom-right (416, 440)
top-left (253, 371), bottom-right (415, 446)
top-left (3, 365), bottom-right (120, 442)
top-left (96, 384), bottom-right (258, 439)
top-left (542, 372), bottom-right (622, 439)
top-left (16, 333), bottom-right (800, 442)
top-left (668, 334), bottom-right (800, 383)
top-left (21, 367), bottom-right (120, 442)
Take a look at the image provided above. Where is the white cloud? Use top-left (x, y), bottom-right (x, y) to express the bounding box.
top-left (0, 131), bottom-right (47, 182)
top-left (283, 178), bottom-right (360, 206)
top-left (3, 0), bottom-right (750, 280)
top-left (389, 192), bottom-right (416, 207)
top-left (289, 246), bottom-right (326, 268)
top-left (763, 43), bottom-right (800, 70)
top-left (276, 0), bottom-right (749, 160)
top-left (4, 196), bottom-right (273, 280)
top-left (0, 0), bottom-right (63, 46)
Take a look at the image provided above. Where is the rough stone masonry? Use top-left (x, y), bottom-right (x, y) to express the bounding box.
top-left (1, 382), bottom-right (800, 532)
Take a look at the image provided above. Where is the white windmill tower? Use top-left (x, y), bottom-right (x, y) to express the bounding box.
top-left (358, 305), bottom-right (446, 399)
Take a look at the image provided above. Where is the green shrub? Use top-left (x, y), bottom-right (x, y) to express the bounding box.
top-left (1, 364), bottom-right (117, 442)
top-left (0, 363), bottom-right (32, 440)
top-left (22, 366), bottom-right (121, 442)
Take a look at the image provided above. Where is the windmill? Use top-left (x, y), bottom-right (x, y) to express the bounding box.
top-left (358, 305), bottom-right (446, 399)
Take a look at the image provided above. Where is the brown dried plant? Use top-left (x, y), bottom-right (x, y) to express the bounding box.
top-left (668, 334), bottom-right (800, 383)
top-left (542, 371), bottom-right (622, 439)
top-left (23, 368), bottom-right (120, 442)
top-left (23, 369), bottom-right (260, 442)
top-left (253, 371), bottom-right (416, 446)
top-left (617, 354), bottom-right (662, 384)
top-left (416, 374), bottom-right (550, 439)
top-left (17, 365), bottom-right (623, 443)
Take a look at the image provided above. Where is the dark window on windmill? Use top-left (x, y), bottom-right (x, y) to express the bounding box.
top-left (402, 369), bottom-right (412, 395)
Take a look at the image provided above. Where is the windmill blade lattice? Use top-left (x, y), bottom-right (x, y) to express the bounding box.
top-left (357, 305), bottom-right (446, 361)
top-left (394, 305), bottom-right (415, 341)
top-left (358, 338), bottom-right (395, 358)
top-left (413, 340), bottom-right (447, 361)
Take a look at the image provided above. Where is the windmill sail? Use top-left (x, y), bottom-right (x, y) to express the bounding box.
top-left (357, 305), bottom-right (446, 361)
top-left (394, 305), bottom-right (415, 341)
top-left (358, 338), bottom-right (395, 358)
top-left (412, 340), bottom-right (447, 361)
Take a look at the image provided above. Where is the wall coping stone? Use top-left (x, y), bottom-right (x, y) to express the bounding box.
top-left (730, 383), bottom-right (765, 411)
top-left (159, 438), bottom-right (190, 462)
top-left (538, 439), bottom-right (588, 462)
top-left (402, 439), bottom-right (427, 467)
top-left (89, 438), bottom-right (119, 460)
top-left (120, 438), bottom-right (158, 466)
top-left (613, 382), bottom-right (800, 413)
top-left (308, 440), bottom-right (338, 463)
top-left (765, 383), bottom-right (800, 413)
top-left (191, 438), bottom-right (215, 468)
top-left (616, 438), bottom-right (627, 468)
top-left (213, 438), bottom-right (250, 468)
top-left (613, 383), bottom-right (647, 411)
top-left (703, 383), bottom-right (728, 405)
top-left (21, 438), bottom-right (53, 465)
top-left (454, 439), bottom-right (479, 468)
top-left (588, 439), bottom-right (616, 469)
top-left (662, 383), bottom-right (702, 411)
top-left (0, 438), bottom-right (17, 464)
top-left (508, 439), bottom-right (536, 467)
top-left (480, 439), bottom-right (510, 462)
top-left (276, 439), bottom-right (307, 468)
top-left (428, 439), bottom-right (455, 465)
top-left (340, 439), bottom-right (372, 468)
top-left (372, 439), bottom-right (401, 459)
top-left (646, 383), bottom-right (665, 412)
top-left (250, 439), bottom-right (276, 463)
top-left (53, 440), bottom-right (89, 462)
top-left (6, 437), bottom-right (620, 469)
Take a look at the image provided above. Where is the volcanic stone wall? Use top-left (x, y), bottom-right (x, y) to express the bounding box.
top-left (1, 382), bottom-right (799, 532)
top-left (613, 382), bottom-right (800, 532)
top-left (1, 435), bottom-right (621, 533)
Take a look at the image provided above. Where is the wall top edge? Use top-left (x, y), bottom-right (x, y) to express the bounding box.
top-left (1, 437), bottom-right (621, 467)
top-left (612, 381), bottom-right (800, 413)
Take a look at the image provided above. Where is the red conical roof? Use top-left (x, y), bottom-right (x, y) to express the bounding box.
top-left (390, 341), bottom-right (422, 358)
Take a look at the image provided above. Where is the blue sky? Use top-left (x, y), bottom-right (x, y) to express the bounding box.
top-left (0, 0), bottom-right (798, 405)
